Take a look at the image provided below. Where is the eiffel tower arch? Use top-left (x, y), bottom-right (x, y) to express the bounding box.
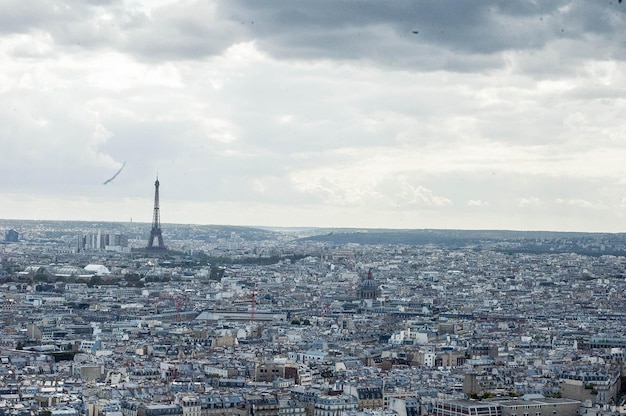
top-left (147, 176), bottom-right (166, 251)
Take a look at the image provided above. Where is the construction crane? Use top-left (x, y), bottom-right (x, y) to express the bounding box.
top-left (158, 293), bottom-right (187, 323)
top-left (251, 282), bottom-right (257, 322)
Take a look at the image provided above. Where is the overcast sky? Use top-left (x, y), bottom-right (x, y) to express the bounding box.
top-left (1, 0), bottom-right (625, 232)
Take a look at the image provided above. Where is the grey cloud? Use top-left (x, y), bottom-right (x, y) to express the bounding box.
top-left (0, 0), bottom-right (128, 38)
top-left (0, 1), bottom-right (239, 59)
top-left (5, 0), bottom-right (624, 70)
top-left (0, 0), bottom-right (72, 34)
top-left (215, 0), bottom-right (625, 69)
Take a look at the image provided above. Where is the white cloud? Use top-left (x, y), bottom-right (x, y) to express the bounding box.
top-left (518, 197), bottom-right (543, 208)
top-left (554, 198), bottom-right (602, 209)
top-left (0, 0), bottom-right (625, 231)
top-left (467, 200), bottom-right (489, 207)
top-left (385, 178), bottom-right (452, 208)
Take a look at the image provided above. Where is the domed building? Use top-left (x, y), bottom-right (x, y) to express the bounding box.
top-left (357, 268), bottom-right (381, 300)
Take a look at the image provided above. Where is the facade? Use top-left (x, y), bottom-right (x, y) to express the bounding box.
top-left (434, 399), bottom-right (581, 416)
top-left (313, 394), bottom-right (358, 416)
top-left (120, 401), bottom-right (183, 416)
top-left (278, 399), bottom-right (306, 416)
top-left (179, 398), bottom-right (200, 416)
top-left (495, 399), bottom-right (581, 416)
top-left (343, 386), bottom-right (384, 411)
top-left (137, 404), bottom-right (183, 416)
top-left (196, 395), bottom-right (246, 416)
top-left (434, 351), bottom-right (467, 367)
top-left (4, 229), bottom-right (18, 242)
top-left (559, 373), bottom-right (620, 405)
top-left (255, 361), bottom-right (286, 383)
top-left (78, 232), bottom-right (128, 252)
top-left (246, 395), bottom-right (279, 416)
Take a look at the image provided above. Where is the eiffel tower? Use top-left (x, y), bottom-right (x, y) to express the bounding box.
top-left (147, 176), bottom-right (166, 250)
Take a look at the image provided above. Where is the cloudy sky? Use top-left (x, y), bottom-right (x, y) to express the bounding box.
top-left (1, 0), bottom-right (625, 232)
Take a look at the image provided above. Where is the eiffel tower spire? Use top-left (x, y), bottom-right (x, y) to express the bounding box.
top-left (147, 176), bottom-right (166, 250)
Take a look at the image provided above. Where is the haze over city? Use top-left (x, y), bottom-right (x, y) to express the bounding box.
top-left (1, 1), bottom-right (625, 232)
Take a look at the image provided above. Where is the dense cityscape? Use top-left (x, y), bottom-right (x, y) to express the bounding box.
top-left (1, 1), bottom-right (624, 415)
top-left (1, 215), bottom-right (626, 416)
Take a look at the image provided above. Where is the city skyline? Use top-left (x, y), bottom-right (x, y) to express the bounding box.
top-left (1, 1), bottom-right (625, 232)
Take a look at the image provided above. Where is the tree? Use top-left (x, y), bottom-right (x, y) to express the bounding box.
top-left (88, 275), bottom-right (103, 287)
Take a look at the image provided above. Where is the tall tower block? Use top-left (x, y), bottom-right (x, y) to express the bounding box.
top-left (147, 176), bottom-right (166, 250)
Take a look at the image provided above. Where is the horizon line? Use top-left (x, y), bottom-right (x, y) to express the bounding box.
top-left (0, 217), bottom-right (624, 235)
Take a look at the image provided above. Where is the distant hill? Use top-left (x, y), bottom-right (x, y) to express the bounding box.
top-left (301, 228), bottom-right (598, 244)
top-left (299, 228), bottom-right (626, 256)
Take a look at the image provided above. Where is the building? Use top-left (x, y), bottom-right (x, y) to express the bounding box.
top-left (314, 394), bottom-right (358, 416)
top-left (494, 398), bottom-right (581, 416)
top-left (434, 399), bottom-right (500, 416)
top-left (255, 361), bottom-right (286, 383)
top-left (434, 398), bottom-right (581, 416)
top-left (278, 399), bottom-right (306, 416)
top-left (179, 397), bottom-right (201, 416)
top-left (199, 395), bottom-right (246, 415)
top-left (343, 386), bottom-right (384, 411)
top-left (137, 404), bottom-right (182, 416)
top-left (559, 372), bottom-right (620, 405)
top-left (357, 269), bottom-right (381, 300)
top-left (78, 232), bottom-right (128, 252)
top-left (388, 397), bottom-right (419, 416)
top-left (4, 229), bottom-right (18, 242)
top-left (245, 395), bottom-right (280, 416)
